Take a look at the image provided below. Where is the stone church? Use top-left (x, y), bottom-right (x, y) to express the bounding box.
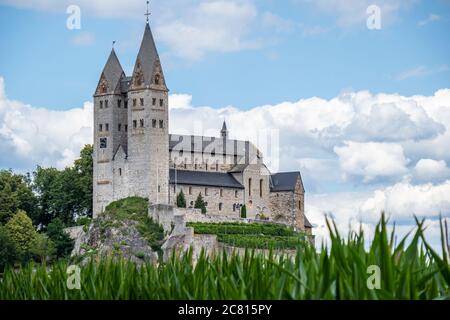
top-left (93, 22), bottom-right (312, 234)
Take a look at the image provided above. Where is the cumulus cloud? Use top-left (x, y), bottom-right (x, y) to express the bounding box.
top-left (307, 181), bottom-right (450, 250)
top-left (0, 77), bottom-right (92, 170)
top-left (413, 159), bottom-right (450, 183)
top-left (156, 1), bottom-right (260, 59)
top-left (334, 142), bottom-right (409, 183)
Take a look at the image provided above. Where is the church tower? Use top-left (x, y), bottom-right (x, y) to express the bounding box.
top-left (93, 48), bottom-right (128, 215)
top-left (127, 22), bottom-right (170, 205)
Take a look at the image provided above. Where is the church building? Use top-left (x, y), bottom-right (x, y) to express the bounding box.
top-left (93, 21), bottom-right (312, 234)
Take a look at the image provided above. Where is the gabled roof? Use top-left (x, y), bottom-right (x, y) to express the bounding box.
top-left (170, 169), bottom-right (244, 189)
top-left (95, 48), bottom-right (125, 95)
top-left (132, 23), bottom-right (160, 87)
top-left (270, 172), bottom-right (304, 192)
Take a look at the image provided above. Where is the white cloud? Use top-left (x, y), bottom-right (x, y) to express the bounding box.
top-left (306, 181), bottom-right (450, 250)
top-left (0, 77), bottom-right (93, 170)
top-left (394, 65), bottom-right (449, 81)
top-left (414, 159), bottom-right (450, 182)
top-left (298, 0), bottom-right (417, 27)
top-left (156, 1), bottom-right (260, 59)
top-left (70, 32), bottom-right (95, 47)
top-left (334, 142), bottom-right (409, 183)
top-left (418, 14), bottom-right (440, 27)
top-left (0, 0), bottom-right (263, 60)
top-left (360, 181), bottom-right (450, 222)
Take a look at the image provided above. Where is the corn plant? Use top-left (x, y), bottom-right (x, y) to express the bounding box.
top-left (0, 215), bottom-right (448, 300)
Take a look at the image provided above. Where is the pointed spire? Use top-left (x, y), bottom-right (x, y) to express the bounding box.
top-left (131, 23), bottom-right (163, 88)
top-left (95, 48), bottom-right (125, 95)
top-left (221, 121), bottom-right (228, 139)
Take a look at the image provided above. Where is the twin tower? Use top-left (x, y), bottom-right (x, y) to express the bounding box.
top-left (93, 23), bottom-right (169, 216)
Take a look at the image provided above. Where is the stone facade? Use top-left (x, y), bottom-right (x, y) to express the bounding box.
top-left (93, 22), bottom-right (312, 234)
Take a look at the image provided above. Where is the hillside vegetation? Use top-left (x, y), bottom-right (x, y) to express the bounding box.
top-left (187, 222), bottom-right (309, 249)
top-left (1, 215), bottom-right (448, 299)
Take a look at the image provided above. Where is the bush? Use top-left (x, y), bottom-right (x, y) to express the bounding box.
top-left (46, 218), bottom-right (74, 259)
top-left (30, 233), bottom-right (55, 263)
top-left (176, 190), bottom-right (186, 208)
top-left (0, 227), bottom-right (16, 271)
top-left (4, 210), bottom-right (37, 257)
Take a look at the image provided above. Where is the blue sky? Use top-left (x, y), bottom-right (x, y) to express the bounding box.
top-left (0, 0), bottom-right (449, 109)
top-left (0, 0), bottom-right (449, 247)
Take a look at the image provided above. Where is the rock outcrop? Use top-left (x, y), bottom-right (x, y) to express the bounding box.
top-left (71, 214), bottom-right (159, 265)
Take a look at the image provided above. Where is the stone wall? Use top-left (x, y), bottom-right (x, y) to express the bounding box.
top-left (169, 184), bottom-right (244, 217)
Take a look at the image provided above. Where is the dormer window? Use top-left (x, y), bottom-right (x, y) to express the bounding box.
top-left (154, 74), bottom-right (160, 85)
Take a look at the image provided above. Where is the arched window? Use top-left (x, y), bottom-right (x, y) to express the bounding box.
top-left (248, 178), bottom-right (252, 197)
top-left (260, 179), bottom-right (263, 198)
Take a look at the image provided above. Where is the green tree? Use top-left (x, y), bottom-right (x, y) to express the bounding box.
top-left (32, 145), bottom-right (93, 226)
top-left (4, 210), bottom-right (37, 257)
top-left (74, 144), bottom-right (93, 217)
top-left (240, 205), bottom-right (247, 219)
top-left (0, 170), bottom-right (37, 225)
top-left (30, 233), bottom-right (55, 263)
top-left (46, 218), bottom-right (74, 259)
top-left (176, 190), bottom-right (186, 208)
top-left (194, 193), bottom-right (207, 214)
top-left (0, 227), bottom-right (16, 271)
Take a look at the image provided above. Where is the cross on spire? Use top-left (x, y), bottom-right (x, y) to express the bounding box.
top-left (145, 1), bottom-right (151, 23)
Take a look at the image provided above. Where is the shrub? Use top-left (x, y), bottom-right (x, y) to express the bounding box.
top-left (46, 218), bottom-right (74, 259)
top-left (4, 210), bottom-right (37, 257)
top-left (176, 190), bottom-right (186, 208)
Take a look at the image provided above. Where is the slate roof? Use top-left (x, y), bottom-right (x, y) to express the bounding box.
top-left (96, 48), bottom-right (125, 95)
top-left (270, 172), bottom-right (303, 192)
top-left (304, 216), bottom-right (313, 228)
top-left (169, 134), bottom-right (259, 158)
top-left (133, 23), bottom-right (160, 87)
top-left (170, 169), bottom-right (244, 189)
